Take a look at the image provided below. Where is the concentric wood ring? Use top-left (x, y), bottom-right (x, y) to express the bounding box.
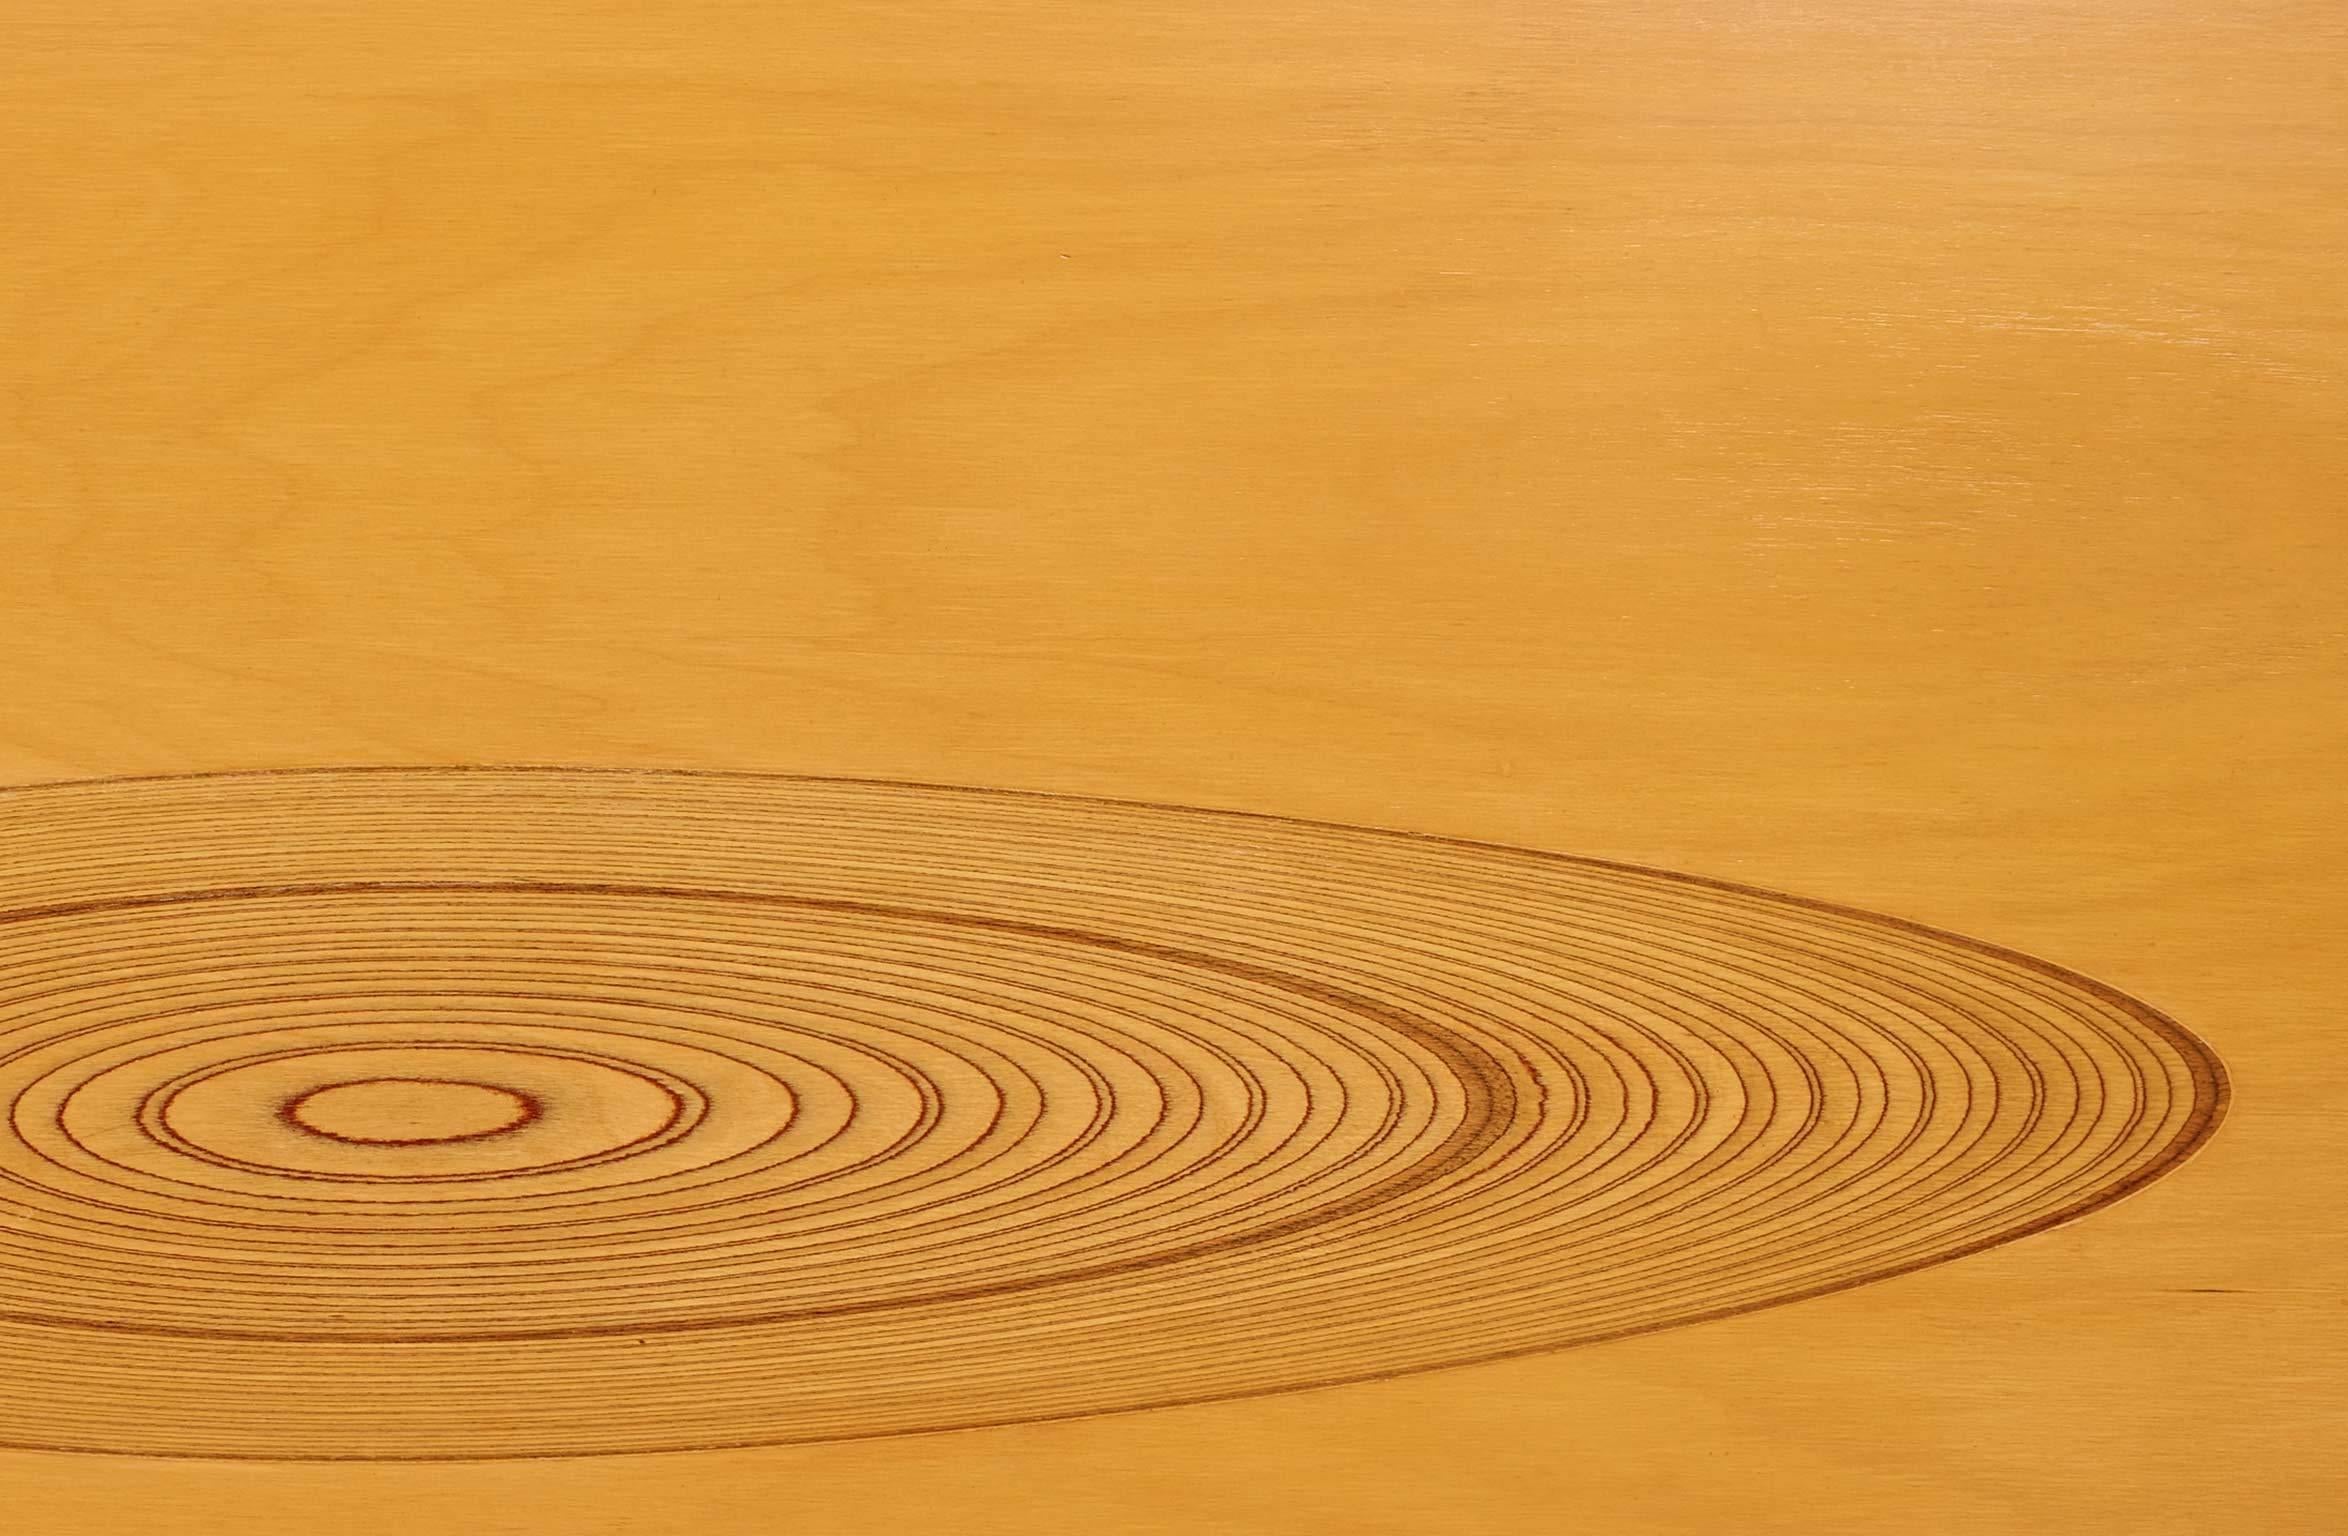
top-left (0, 769), bottom-right (2224, 1459)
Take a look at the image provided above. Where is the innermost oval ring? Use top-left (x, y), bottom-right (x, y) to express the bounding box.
top-left (280, 1077), bottom-right (542, 1146)
top-left (139, 1040), bottom-right (710, 1183)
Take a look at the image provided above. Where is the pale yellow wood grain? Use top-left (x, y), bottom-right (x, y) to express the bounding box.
top-left (2, 0), bottom-right (2342, 1529)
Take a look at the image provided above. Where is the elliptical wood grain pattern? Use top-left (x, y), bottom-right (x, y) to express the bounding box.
top-left (0, 769), bottom-right (2221, 1458)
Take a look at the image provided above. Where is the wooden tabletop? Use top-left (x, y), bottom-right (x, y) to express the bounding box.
top-left (3, 1), bottom-right (2341, 1530)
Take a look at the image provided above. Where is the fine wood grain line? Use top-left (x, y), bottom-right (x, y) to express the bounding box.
top-left (0, 769), bottom-right (2223, 1459)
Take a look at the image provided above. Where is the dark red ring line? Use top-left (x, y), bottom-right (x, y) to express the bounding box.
top-left (134, 1037), bottom-right (706, 1185)
top-left (0, 880), bottom-right (1519, 1345)
top-left (0, 897), bottom-right (2160, 1334)
top-left (276, 1077), bottom-right (542, 1148)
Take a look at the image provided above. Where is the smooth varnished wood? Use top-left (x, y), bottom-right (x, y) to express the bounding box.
top-left (1, 0), bottom-right (2340, 1530)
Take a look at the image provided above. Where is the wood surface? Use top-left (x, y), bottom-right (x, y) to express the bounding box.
top-left (1, 0), bottom-right (2341, 1530)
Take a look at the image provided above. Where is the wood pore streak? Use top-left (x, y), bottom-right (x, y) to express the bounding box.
top-left (0, 769), bottom-right (2222, 1459)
